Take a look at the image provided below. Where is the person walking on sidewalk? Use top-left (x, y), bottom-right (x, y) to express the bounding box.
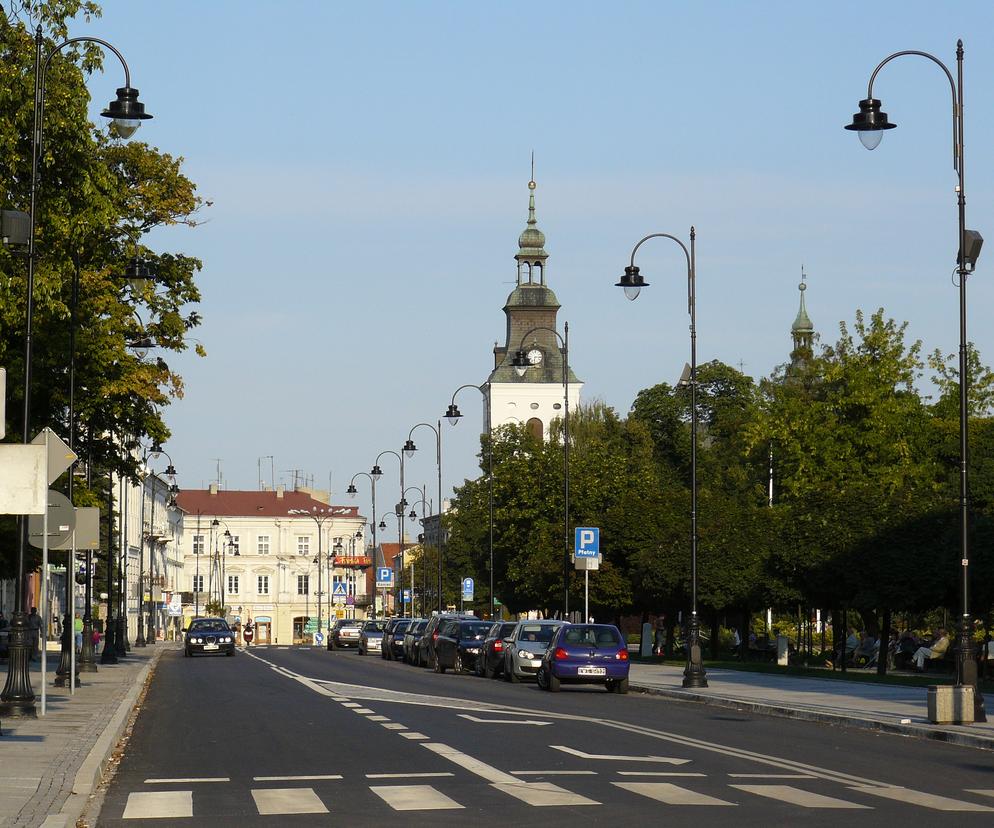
top-left (912, 628), bottom-right (950, 671)
top-left (28, 606), bottom-right (43, 660)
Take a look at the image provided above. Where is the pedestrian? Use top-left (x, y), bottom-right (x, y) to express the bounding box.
top-left (92, 626), bottom-right (101, 654)
top-left (653, 616), bottom-right (666, 657)
top-left (27, 606), bottom-right (42, 660)
top-left (74, 616), bottom-right (84, 653)
top-left (912, 627), bottom-right (950, 671)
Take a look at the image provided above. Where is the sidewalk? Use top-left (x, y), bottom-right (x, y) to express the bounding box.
top-left (0, 642), bottom-right (172, 828)
top-left (629, 661), bottom-right (994, 750)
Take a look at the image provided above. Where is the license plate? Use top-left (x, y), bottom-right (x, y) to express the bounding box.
top-left (204, 644), bottom-right (219, 651)
top-left (578, 666), bottom-right (605, 676)
top-left (528, 659), bottom-right (542, 667)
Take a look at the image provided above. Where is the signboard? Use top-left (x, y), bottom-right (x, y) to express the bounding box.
top-left (167, 593), bottom-right (183, 616)
top-left (346, 595), bottom-right (354, 606)
top-left (574, 527), bottom-right (600, 558)
top-left (461, 577), bottom-right (474, 601)
top-left (336, 556), bottom-right (371, 567)
top-left (28, 490), bottom-right (76, 548)
top-left (332, 582), bottom-right (348, 604)
top-left (304, 618), bottom-right (320, 634)
top-left (376, 567), bottom-right (394, 588)
top-left (314, 631), bottom-right (324, 645)
top-left (0, 444), bottom-right (46, 514)
top-left (52, 507), bottom-right (100, 550)
top-left (402, 589), bottom-right (411, 604)
top-left (335, 608), bottom-right (345, 619)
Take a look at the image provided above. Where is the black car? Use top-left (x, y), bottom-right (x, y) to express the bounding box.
top-left (434, 619), bottom-right (493, 674)
top-left (184, 617), bottom-right (235, 657)
top-left (417, 613), bottom-right (477, 669)
top-left (476, 621), bottom-right (518, 678)
top-left (403, 619), bottom-right (428, 664)
top-left (382, 618), bottom-right (412, 660)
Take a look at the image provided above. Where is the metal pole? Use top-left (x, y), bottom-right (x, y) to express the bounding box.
top-left (135, 467), bottom-right (147, 646)
top-left (147, 482), bottom-right (155, 644)
top-left (488, 395), bottom-right (495, 620)
top-left (371, 479), bottom-right (377, 620)
top-left (317, 520), bottom-right (322, 639)
top-left (563, 322), bottom-right (570, 619)
top-left (41, 429), bottom-right (49, 714)
top-left (437, 422), bottom-right (443, 614)
top-left (101, 470), bottom-right (118, 664)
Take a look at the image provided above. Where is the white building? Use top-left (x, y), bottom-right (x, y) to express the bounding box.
top-left (174, 485), bottom-right (367, 644)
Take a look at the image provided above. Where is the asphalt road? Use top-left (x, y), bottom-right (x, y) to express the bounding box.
top-left (95, 644), bottom-right (994, 826)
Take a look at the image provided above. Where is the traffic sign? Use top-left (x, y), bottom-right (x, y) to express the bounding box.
top-left (402, 589), bottom-right (411, 604)
top-left (31, 428), bottom-right (77, 485)
top-left (461, 577), bottom-right (474, 601)
top-left (51, 507), bottom-right (100, 550)
top-left (376, 567), bottom-right (393, 588)
top-left (314, 632), bottom-right (324, 645)
top-left (574, 527), bottom-right (600, 558)
top-left (28, 490), bottom-right (76, 549)
top-left (332, 582), bottom-right (348, 603)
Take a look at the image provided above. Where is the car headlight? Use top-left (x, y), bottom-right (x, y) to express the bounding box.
top-left (192, 637), bottom-right (201, 644)
top-left (221, 637), bottom-right (231, 643)
top-left (517, 649), bottom-right (534, 659)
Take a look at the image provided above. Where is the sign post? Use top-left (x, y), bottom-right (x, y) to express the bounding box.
top-left (574, 527), bottom-right (600, 622)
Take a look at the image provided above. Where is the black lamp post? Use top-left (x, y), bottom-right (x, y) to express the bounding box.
top-left (1, 25), bottom-right (151, 719)
top-left (347, 472), bottom-right (377, 618)
top-left (446, 384), bottom-right (496, 618)
top-left (616, 228), bottom-right (707, 689)
top-left (510, 324), bottom-right (571, 618)
top-left (288, 507), bottom-right (335, 640)
top-left (371, 450), bottom-right (403, 618)
top-left (845, 41), bottom-right (984, 719)
top-left (140, 449), bottom-right (176, 646)
top-left (404, 423), bottom-right (443, 613)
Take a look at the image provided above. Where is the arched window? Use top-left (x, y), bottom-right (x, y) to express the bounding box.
top-left (534, 261), bottom-right (544, 285)
top-left (526, 417), bottom-right (544, 440)
top-left (518, 261), bottom-right (531, 284)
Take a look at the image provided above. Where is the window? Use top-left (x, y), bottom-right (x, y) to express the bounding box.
top-left (526, 417), bottom-right (543, 440)
top-left (229, 535), bottom-right (240, 555)
top-left (192, 574), bottom-right (204, 593)
top-left (297, 574), bottom-right (309, 595)
top-left (227, 575), bottom-right (239, 595)
top-left (257, 575), bottom-right (269, 595)
top-left (297, 535), bottom-right (311, 556)
top-left (192, 534), bottom-right (205, 555)
top-left (257, 535), bottom-right (270, 555)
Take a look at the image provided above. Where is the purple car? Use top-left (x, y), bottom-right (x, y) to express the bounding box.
top-left (537, 623), bottom-right (630, 693)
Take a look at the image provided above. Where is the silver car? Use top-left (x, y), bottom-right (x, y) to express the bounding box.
top-left (502, 620), bottom-right (563, 682)
top-left (358, 620), bottom-right (386, 655)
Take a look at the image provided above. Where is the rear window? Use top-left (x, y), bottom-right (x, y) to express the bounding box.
top-left (415, 621), bottom-right (429, 632)
top-left (393, 620), bottom-right (411, 632)
top-left (499, 623), bottom-right (517, 638)
top-left (364, 621), bottom-right (386, 632)
top-left (562, 625), bottom-right (621, 647)
top-left (518, 624), bottom-right (558, 644)
top-left (459, 622), bottom-right (491, 639)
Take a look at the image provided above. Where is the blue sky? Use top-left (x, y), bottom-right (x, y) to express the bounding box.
top-left (75, 1), bottom-right (994, 523)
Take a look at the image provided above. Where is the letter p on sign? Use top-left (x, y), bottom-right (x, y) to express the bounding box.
top-left (574, 527), bottom-right (599, 558)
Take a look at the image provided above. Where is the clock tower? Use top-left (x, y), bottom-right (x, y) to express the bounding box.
top-left (485, 178), bottom-right (582, 440)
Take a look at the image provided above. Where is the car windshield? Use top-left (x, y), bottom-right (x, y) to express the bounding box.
top-left (562, 625), bottom-right (621, 647)
top-left (364, 622), bottom-right (386, 632)
top-left (459, 622), bottom-right (490, 640)
top-left (518, 624), bottom-right (558, 644)
top-left (189, 620), bottom-right (228, 633)
top-left (499, 623), bottom-right (517, 638)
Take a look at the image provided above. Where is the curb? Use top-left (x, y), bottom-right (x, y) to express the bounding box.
top-left (40, 647), bottom-right (168, 828)
top-left (631, 682), bottom-right (994, 752)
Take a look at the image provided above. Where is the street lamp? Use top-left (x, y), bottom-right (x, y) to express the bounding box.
top-left (288, 507), bottom-right (336, 641)
top-left (446, 384), bottom-right (496, 619)
top-left (371, 450), bottom-right (403, 618)
top-left (138, 447), bottom-right (176, 647)
top-left (1, 25), bottom-right (151, 719)
top-left (347, 472), bottom-right (376, 618)
top-left (510, 325), bottom-right (571, 618)
top-left (615, 227), bottom-right (707, 689)
top-left (845, 41), bottom-right (984, 718)
top-left (404, 423), bottom-right (444, 613)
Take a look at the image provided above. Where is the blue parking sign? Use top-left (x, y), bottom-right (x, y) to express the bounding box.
top-left (461, 577), bottom-right (474, 600)
top-left (574, 527), bottom-right (599, 558)
top-left (376, 567), bottom-right (393, 587)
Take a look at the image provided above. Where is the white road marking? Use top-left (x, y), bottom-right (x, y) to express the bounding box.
top-left (459, 713), bottom-right (551, 726)
top-left (366, 772), bottom-right (455, 779)
top-left (851, 786), bottom-right (994, 812)
top-left (143, 777), bottom-right (229, 784)
top-left (617, 772), bottom-right (707, 777)
top-left (251, 787), bottom-right (329, 814)
top-left (401, 732), bottom-right (429, 739)
top-left (422, 742), bottom-right (518, 783)
top-left (382, 723), bottom-right (407, 730)
top-left (370, 784), bottom-right (464, 811)
top-left (252, 775), bottom-right (343, 782)
top-left (615, 782), bottom-right (735, 806)
top-left (366, 715), bottom-right (390, 721)
top-left (511, 770), bottom-right (597, 776)
top-left (493, 781), bottom-right (600, 807)
top-left (353, 708), bottom-right (375, 714)
top-left (341, 702), bottom-right (361, 708)
top-left (729, 773), bottom-right (816, 779)
top-left (331, 697), bottom-right (351, 702)
top-left (552, 745), bottom-right (689, 764)
top-left (732, 784), bottom-right (869, 809)
top-left (123, 791), bottom-right (193, 819)
top-left (967, 789), bottom-right (994, 799)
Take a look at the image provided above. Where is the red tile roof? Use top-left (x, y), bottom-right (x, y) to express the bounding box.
top-left (175, 489), bottom-right (360, 519)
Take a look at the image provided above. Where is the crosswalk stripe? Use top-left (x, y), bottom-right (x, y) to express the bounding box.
top-left (492, 781), bottom-right (600, 807)
top-left (851, 786), bottom-right (994, 812)
top-left (123, 791), bottom-right (193, 819)
top-left (354, 708), bottom-right (375, 714)
top-left (370, 784), bottom-right (464, 811)
top-left (401, 732), bottom-right (429, 739)
top-left (615, 782), bottom-right (735, 806)
top-left (967, 789), bottom-right (994, 799)
top-left (366, 715), bottom-right (389, 721)
top-left (732, 784), bottom-right (869, 809)
top-left (143, 777), bottom-right (228, 783)
top-left (382, 723), bottom-right (407, 730)
top-left (251, 787), bottom-right (328, 815)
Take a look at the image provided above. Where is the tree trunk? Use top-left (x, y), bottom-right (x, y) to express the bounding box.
top-left (710, 612), bottom-right (720, 661)
top-left (877, 608), bottom-right (891, 676)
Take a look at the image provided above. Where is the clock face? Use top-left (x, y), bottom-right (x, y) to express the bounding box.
top-left (527, 348), bottom-right (543, 365)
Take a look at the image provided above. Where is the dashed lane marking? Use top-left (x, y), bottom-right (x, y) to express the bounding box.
top-left (371, 784), bottom-right (464, 811)
top-left (401, 732), bottom-right (430, 740)
top-left (732, 785), bottom-right (869, 809)
top-left (511, 770), bottom-right (598, 776)
top-left (366, 772), bottom-right (455, 779)
top-left (252, 775), bottom-right (343, 782)
top-left (143, 777), bottom-right (229, 783)
top-left (382, 723), bottom-right (407, 730)
top-left (366, 715), bottom-right (390, 721)
top-left (251, 787), bottom-right (329, 815)
top-left (353, 708), bottom-right (375, 714)
top-left (850, 786), bottom-right (994, 812)
top-left (123, 791), bottom-right (193, 819)
top-left (728, 773), bottom-right (816, 779)
top-left (615, 782), bottom-right (735, 806)
top-left (617, 772), bottom-right (707, 777)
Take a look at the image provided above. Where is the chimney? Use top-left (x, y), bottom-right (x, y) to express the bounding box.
top-left (276, 485), bottom-right (285, 499)
top-left (209, 482), bottom-right (218, 495)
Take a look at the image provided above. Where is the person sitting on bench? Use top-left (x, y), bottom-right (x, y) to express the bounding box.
top-left (912, 628), bottom-right (950, 671)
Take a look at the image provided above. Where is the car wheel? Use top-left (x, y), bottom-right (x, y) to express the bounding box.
top-left (614, 677), bottom-right (629, 695)
top-left (454, 652), bottom-right (465, 674)
top-left (226, 649), bottom-right (234, 657)
top-left (536, 666), bottom-right (548, 690)
top-left (506, 658), bottom-right (520, 683)
top-left (184, 648), bottom-right (190, 657)
top-left (548, 670), bottom-right (561, 692)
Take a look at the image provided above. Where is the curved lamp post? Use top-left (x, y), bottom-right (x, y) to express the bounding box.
top-left (400, 485), bottom-right (426, 617)
top-left (288, 507), bottom-right (336, 640)
top-left (446, 384), bottom-right (496, 619)
top-left (2, 25), bottom-right (151, 719)
top-left (510, 324), bottom-right (570, 618)
top-left (209, 519), bottom-right (232, 617)
top-left (844, 41), bottom-right (984, 719)
top-left (403, 423), bottom-right (443, 613)
top-left (346, 472), bottom-right (375, 618)
top-left (616, 228), bottom-right (707, 689)
top-left (140, 449), bottom-right (177, 646)
top-left (407, 493), bottom-right (433, 617)
top-left (373, 450), bottom-right (404, 618)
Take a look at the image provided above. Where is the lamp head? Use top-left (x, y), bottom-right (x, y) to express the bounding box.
top-left (346, 483), bottom-right (357, 497)
top-left (211, 518), bottom-right (219, 527)
top-left (378, 519), bottom-right (387, 530)
top-left (616, 265), bottom-right (648, 301)
top-left (445, 403), bottom-right (462, 426)
top-left (960, 229), bottom-right (984, 270)
top-left (150, 442), bottom-right (163, 457)
top-left (102, 86), bottom-right (152, 139)
top-left (408, 509), bottom-right (417, 520)
top-left (165, 464), bottom-right (177, 477)
top-left (124, 257), bottom-right (152, 291)
top-left (403, 438), bottom-right (417, 458)
top-left (169, 483), bottom-right (179, 494)
top-left (370, 464), bottom-right (383, 480)
top-left (844, 98), bottom-right (895, 150)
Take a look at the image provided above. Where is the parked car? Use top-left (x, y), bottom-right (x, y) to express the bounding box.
top-left (502, 620), bottom-right (563, 682)
top-left (417, 613), bottom-right (477, 669)
top-left (537, 623), bottom-right (630, 693)
top-left (403, 619), bottom-right (428, 664)
top-left (382, 618), bottom-right (412, 660)
top-left (433, 619), bottom-right (493, 673)
top-left (184, 617), bottom-right (235, 657)
top-left (358, 620), bottom-right (387, 655)
top-left (476, 621), bottom-right (518, 678)
top-left (331, 619), bottom-right (364, 649)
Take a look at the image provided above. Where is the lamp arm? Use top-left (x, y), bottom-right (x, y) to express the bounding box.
top-left (516, 325), bottom-right (565, 351)
top-left (629, 232), bottom-right (693, 313)
top-left (450, 383), bottom-right (485, 407)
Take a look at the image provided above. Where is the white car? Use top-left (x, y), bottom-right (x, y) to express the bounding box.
top-left (358, 620), bottom-right (386, 655)
top-left (503, 620), bottom-right (563, 682)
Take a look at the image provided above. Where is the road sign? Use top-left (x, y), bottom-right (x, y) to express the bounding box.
top-left (574, 527), bottom-right (600, 558)
top-left (31, 428), bottom-right (77, 484)
top-left (402, 589), bottom-right (411, 604)
top-left (314, 632), bottom-right (324, 645)
top-left (332, 582), bottom-right (348, 604)
top-left (28, 490), bottom-right (76, 549)
top-left (346, 595), bottom-right (354, 606)
top-left (461, 577), bottom-right (474, 601)
top-left (376, 567), bottom-right (393, 588)
top-left (52, 507), bottom-right (100, 550)
top-left (0, 444), bottom-right (46, 514)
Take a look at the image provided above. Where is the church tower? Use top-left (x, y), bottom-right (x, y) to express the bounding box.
top-left (789, 267), bottom-right (815, 371)
top-left (485, 177), bottom-right (582, 439)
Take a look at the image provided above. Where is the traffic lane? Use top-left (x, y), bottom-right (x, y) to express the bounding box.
top-left (257, 646), bottom-right (994, 796)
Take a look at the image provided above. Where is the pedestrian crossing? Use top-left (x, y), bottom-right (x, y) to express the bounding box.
top-left (119, 779), bottom-right (994, 817)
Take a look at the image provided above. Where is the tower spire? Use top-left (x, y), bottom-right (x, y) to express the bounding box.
top-left (790, 265), bottom-right (814, 369)
top-left (516, 157), bottom-right (547, 285)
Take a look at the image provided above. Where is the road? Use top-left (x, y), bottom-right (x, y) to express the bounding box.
top-left (94, 644), bottom-right (994, 826)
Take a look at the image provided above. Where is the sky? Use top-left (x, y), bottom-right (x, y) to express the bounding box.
top-left (68, 1), bottom-right (994, 526)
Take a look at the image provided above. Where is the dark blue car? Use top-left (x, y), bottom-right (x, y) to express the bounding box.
top-left (537, 623), bottom-right (629, 693)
